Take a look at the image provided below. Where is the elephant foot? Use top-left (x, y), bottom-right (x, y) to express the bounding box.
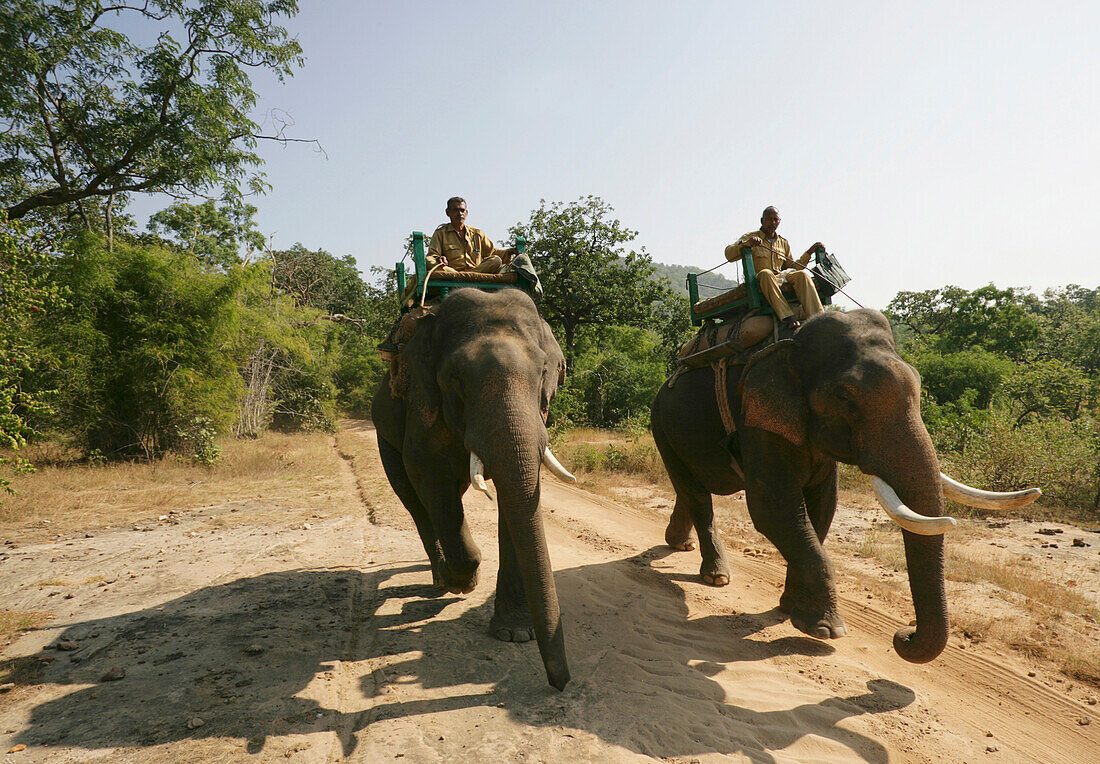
top-left (788, 606), bottom-right (848, 640)
top-left (665, 526), bottom-right (696, 551)
top-left (435, 566), bottom-right (478, 595)
top-left (490, 604), bottom-right (535, 643)
top-left (700, 560), bottom-right (731, 587)
top-left (667, 535), bottom-right (696, 552)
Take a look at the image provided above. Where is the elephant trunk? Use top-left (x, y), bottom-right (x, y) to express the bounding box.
top-left (866, 415), bottom-right (949, 663)
top-left (472, 403), bottom-right (570, 690)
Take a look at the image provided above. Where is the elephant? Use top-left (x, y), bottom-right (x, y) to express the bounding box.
top-left (651, 309), bottom-right (1039, 663)
top-left (371, 287), bottom-right (576, 690)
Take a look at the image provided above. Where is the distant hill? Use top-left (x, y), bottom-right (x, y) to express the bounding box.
top-left (650, 261), bottom-right (740, 299)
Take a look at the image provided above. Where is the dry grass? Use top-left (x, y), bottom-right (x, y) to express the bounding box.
top-left (0, 609), bottom-right (51, 646)
top-left (839, 528), bottom-right (1099, 621)
top-left (0, 431), bottom-right (353, 543)
top-left (553, 428), bottom-right (670, 485)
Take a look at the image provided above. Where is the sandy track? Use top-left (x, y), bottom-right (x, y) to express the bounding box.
top-left (0, 422), bottom-right (1096, 762)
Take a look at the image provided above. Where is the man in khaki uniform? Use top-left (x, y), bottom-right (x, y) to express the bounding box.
top-left (427, 197), bottom-right (517, 273)
top-left (724, 206), bottom-right (825, 336)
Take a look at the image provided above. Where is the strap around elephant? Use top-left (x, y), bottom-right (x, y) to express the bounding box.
top-left (713, 358), bottom-right (744, 479)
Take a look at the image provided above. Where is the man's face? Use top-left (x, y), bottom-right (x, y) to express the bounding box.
top-left (760, 209), bottom-right (780, 237)
top-left (447, 202), bottom-right (468, 229)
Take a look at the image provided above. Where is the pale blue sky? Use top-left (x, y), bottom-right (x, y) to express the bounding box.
top-left (131, 1), bottom-right (1100, 309)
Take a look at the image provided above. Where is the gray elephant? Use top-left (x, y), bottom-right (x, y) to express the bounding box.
top-left (371, 288), bottom-right (576, 690)
top-left (651, 309), bottom-right (1039, 663)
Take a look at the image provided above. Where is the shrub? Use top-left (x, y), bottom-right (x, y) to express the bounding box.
top-left (936, 409), bottom-right (1100, 513)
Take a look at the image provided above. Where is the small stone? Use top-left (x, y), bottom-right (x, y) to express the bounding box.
top-left (1027, 671), bottom-right (1036, 677)
top-left (57, 640), bottom-right (79, 651)
top-left (8, 744), bottom-right (27, 753)
top-left (1072, 538), bottom-right (1088, 547)
top-left (187, 717), bottom-right (205, 729)
top-left (101, 666), bottom-right (126, 681)
top-left (985, 745), bottom-right (998, 753)
top-left (0, 683), bottom-right (13, 693)
top-left (1078, 717), bottom-right (1091, 726)
top-left (985, 731), bottom-right (993, 737)
top-left (243, 644), bottom-right (264, 655)
top-left (1086, 696), bottom-right (1097, 705)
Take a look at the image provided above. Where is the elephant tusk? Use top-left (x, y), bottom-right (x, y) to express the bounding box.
top-left (469, 452), bottom-right (494, 500)
top-left (871, 477), bottom-right (956, 535)
top-left (940, 472), bottom-right (1042, 510)
top-left (542, 447), bottom-right (577, 484)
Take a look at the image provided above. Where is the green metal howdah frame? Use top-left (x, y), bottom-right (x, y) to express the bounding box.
top-left (395, 231), bottom-right (532, 308)
top-left (686, 244), bottom-right (850, 326)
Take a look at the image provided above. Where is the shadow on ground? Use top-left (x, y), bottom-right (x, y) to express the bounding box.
top-left (8, 546), bottom-right (913, 761)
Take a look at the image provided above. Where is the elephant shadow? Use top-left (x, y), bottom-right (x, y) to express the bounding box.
top-left (7, 550), bottom-right (914, 761)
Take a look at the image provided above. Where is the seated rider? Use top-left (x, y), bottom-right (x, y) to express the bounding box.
top-left (724, 206), bottom-right (825, 337)
top-left (427, 197), bottom-right (517, 273)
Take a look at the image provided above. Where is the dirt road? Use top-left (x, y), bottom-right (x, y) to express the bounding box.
top-left (1, 421), bottom-right (1097, 762)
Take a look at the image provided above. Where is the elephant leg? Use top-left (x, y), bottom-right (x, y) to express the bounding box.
top-left (687, 492), bottom-right (731, 587)
top-left (652, 433), bottom-right (698, 551)
top-left (745, 472), bottom-right (846, 639)
top-left (660, 452), bottom-right (729, 585)
top-left (665, 501), bottom-right (697, 552)
top-left (377, 437), bottom-right (448, 588)
top-left (413, 476), bottom-right (482, 594)
top-left (803, 465), bottom-right (839, 543)
top-left (490, 511), bottom-right (534, 643)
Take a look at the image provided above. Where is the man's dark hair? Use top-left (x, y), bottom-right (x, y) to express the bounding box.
top-left (762, 205), bottom-right (779, 218)
top-left (446, 196), bottom-right (466, 210)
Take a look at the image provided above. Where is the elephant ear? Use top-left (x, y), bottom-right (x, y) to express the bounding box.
top-left (537, 319), bottom-right (567, 421)
top-left (403, 313), bottom-right (442, 429)
top-left (738, 339), bottom-right (808, 447)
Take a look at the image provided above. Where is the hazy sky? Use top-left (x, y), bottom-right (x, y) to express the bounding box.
top-left (130, 1), bottom-right (1100, 309)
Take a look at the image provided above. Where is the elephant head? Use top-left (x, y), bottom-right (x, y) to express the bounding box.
top-left (374, 287), bottom-right (572, 689)
top-left (738, 310), bottom-right (1037, 663)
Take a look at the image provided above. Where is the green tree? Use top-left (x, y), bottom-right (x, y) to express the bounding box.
top-left (271, 244), bottom-right (373, 316)
top-left (887, 285), bottom-right (1039, 360)
top-left (509, 196), bottom-right (673, 367)
top-left (1002, 359), bottom-right (1092, 426)
top-left (908, 347), bottom-right (1013, 409)
top-left (1031, 286), bottom-right (1100, 374)
top-left (568, 325), bottom-right (667, 427)
top-left (0, 212), bottom-right (64, 490)
top-left (148, 198), bottom-right (264, 268)
top-left (43, 234), bottom-right (241, 458)
top-left (0, 1), bottom-right (304, 224)
top-left (650, 288), bottom-right (693, 373)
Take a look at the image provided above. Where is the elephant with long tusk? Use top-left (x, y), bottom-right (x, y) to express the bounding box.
top-left (651, 309), bottom-right (1041, 664)
top-left (373, 288), bottom-right (575, 690)
top-left (872, 473), bottom-right (1042, 535)
top-left (470, 448), bottom-right (577, 501)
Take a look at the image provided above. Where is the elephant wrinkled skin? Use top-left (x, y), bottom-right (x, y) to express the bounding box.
top-left (371, 288), bottom-right (571, 690)
top-left (652, 309), bottom-right (954, 663)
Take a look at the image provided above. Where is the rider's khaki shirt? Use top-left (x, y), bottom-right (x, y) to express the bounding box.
top-left (427, 224), bottom-right (507, 270)
top-left (725, 230), bottom-right (809, 274)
